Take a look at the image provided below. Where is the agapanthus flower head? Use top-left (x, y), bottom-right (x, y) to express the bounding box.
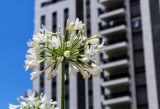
top-left (25, 18), bottom-right (104, 80)
top-left (9, 91), bottom-right (59, 109)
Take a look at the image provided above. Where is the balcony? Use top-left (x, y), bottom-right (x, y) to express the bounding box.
top-left (100, 8), bottom-right (126, 20)
top-left (102, 77), bottom-right (130, 89)
top-left (103, 72), bottom-right (129, 81)
top-left (101, 59), bottom-right (129, 71)
top-left (100, 0), bottom-right (125, 6)
top-left (104, 41), bottom-right (128, 56)
top-left (100, 25), bottom-right (127, 36)
top-left (102, 96), bottom-right (131, 106)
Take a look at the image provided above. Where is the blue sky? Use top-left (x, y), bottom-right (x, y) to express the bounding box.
top-left (0, 0), bottom-right (34, 108)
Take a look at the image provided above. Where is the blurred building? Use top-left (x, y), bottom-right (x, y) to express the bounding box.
top-left (33, 0), bottom-right (160, 109)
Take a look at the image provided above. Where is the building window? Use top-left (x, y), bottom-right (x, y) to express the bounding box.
top-left (133, 32), bottom-right (143, 50)
top-left (52, 77), bottom-right (56, 100)
top-left (88, 77), bottom-right (93, 109)
top-left (132, 17), bottom-right (142, 33)
top-left (130, 0), bottom-right (140, 17)
top-left (136, 85), bottom-right (148, 108)
top-left (64, 8), bottom-right (69, 30)
top-left (41, 15), bottom-right (46, 26)
top-left (52, 12), bottom-right (57, 32)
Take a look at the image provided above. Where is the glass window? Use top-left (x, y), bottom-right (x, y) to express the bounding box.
top-left (41, 15), bottom-right (46, 26)
top-left (52, 12), bottom-right (57, 32)
top-left (64, 8), bottom-right (69, 29)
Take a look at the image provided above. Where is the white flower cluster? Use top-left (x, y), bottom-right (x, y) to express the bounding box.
top-left (25, 18), bottom-right (104, 80)
top-left (9, 91), bottom-right (58, 109)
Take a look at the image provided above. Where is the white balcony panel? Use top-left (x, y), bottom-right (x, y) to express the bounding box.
top-left (100, 8), bottom-right (125, 20)
top-left (102, 96), bottom-right (131, 106)
top-left (100, 25), bottom-right (127, 36)
top-left (104, 41), bottom-right (128, 52)
top-left (102, 77), bottom-right (130, 88)
top-left (101, 59), bottom-right (129, 70)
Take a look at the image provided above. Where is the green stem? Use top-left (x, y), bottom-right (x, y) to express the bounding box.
top-left (61, 59), bottom-right (65, 109)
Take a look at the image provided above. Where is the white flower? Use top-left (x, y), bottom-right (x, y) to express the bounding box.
top-left (69, 64), bottom-right (79, 75)
top-left (25, 51), bottom-right (42, 71)
top-left (74, 18), bottom-right (84, 30)
top-left (90, 64), bottom-right (102, 76)
top-left (47, 71), bottom-right (52, 80)
top-left (10, 92), bottom-right (58, 109)
top-left (27, 91), bottom-right (37, 102)
top-left (82, 36), bottom-right (87, 41)
top-left (27, 47), bottom-right (41, 55)
top-left (85, 45), bottom-right (96, 60)
top-left (64, 51), bottom-right (70, 58)
top-left (80, 57), bottom-right (89, 63)
top-left (49, 37), bottom-right (60, 49)
top-left (45, 58), bottom-right (54, 66)
top-left (67, 19), bottom-right (75, 32)
top-left (47, 69), bottom-right (57, 80)
top-left (25, 59), bottom-right (40, 71)
top-left (27, 40), bottom-right (34, 47)
top-left (80, 70), bottom-right (90, 79)
top-left (30, 71), bottom-right (43, 80)
top-left (9, 104), bottom-right (19, 109)
top-left (20, 102), bottom-right (28, 108)
top-left (39, 104), bottom-right (46, 109)
top-left (90, 34), bottom-right (100, 39)
top-left (33, 34), bottom-right (47, 44)
top-left (51, 69), bottom-right (57, 77)
top-left (40, 93), bottom-right (49, 103)
top-left (97, 44), bottom-right (103, 50)
top-left (87, 38), bottom-right (99, 45)
top-left (67, 41), bottom-right (71, 47)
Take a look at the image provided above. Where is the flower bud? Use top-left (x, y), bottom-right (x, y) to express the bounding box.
top-left (90, 64), bottom-right (102, 76)
top-left (64, 51), bottom-right (70, 58)
top-left (67, 41), bottom-right (71, 47)
top-left (87, 39), bottom-right (99, 45)
top-left (90, 34), bottom-right (100, 39)
top-left (30, 71), bottom-right (43, 80)
top-left (69, 65), bottom-right (79, 75)
top-left (81, 57), bottom-right (89, 63)
top-left (67, 22), bottom-right (75, 31)
top-left (80, 70), bottom-right (90, 79)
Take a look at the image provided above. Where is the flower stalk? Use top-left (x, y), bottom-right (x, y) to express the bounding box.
top-left (61, 59), bottom-right (65, 109)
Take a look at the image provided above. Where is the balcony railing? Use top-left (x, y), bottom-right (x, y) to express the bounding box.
top-left (102, 77), bottom-right (130, 89)
top-left (102, 96), bottom-right (131, 106)
top-left (102, 54), bottom-right (128, 64)
top-left (100, 24), bottom-right (127, 36)
top-left (101, 59), bottom-right (129, 71)
top-left (100, 8), bottom-right (126, 21)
